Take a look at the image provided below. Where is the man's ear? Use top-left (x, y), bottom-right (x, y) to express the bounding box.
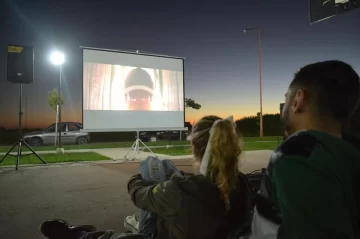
top-left (291, 89), bottom-right (305, 113)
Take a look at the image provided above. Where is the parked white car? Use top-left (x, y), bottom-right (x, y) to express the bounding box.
top-left (23, 122), bottom-right (90, 146)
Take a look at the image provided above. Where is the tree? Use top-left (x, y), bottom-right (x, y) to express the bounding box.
top-left (235, 113), bottom-right (283, 137)
top-left (185, 98), bottom-right (201, 110)
top-left (256, 112), bottom-right (261, 127)
top-left (235, 116), bottom-right (259, 137)
top-left (48, 88), bottom-right (63, 111)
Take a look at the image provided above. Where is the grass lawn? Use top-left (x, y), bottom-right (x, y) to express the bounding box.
top-left (0, 136), bottom-right (283, 153)
top-left (0, 140), bottom-right (189, 153)
top-left (150, 141), bottom-right (281, 156)
top-left (0, 152), bottom-right (110, 166)
top-left (243, 141), bottom-right (281, 150)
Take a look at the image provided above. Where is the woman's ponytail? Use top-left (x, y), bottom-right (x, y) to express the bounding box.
top-left (191, 116), bottom-right (242, 210)
top-left (206, 120), bottom-right (241, 210)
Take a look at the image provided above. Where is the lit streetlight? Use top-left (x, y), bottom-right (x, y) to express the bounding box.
top-left (243, 27), bottom-right (263, 138)
top-left (50, 51), bottom-right (65, 151)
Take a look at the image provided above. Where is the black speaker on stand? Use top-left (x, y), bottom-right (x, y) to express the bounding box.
top-left (0, 44), bottom-right (46, 170)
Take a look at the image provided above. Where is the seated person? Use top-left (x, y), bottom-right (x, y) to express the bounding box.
top-left (40, 115), bottom-right (253, 239)
top-left (125, 115), bottom-right (253, 239)
top-left (251, 60), bottom-right (360, 239)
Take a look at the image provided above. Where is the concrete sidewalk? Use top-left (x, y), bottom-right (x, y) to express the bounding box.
top-left (93, 147), bottom-right (193, 161)
top-left (0, 148), bottom-right (191, 162)
top-left (0, 147), bottom-right (188, 159)
top-left (0, 146), bottom-right (273, 161)
top-left (0, 149), bottom-right (273, 172)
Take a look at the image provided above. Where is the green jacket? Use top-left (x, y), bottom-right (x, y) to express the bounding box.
top-left (128, 172), bottom-right (252, 239)
top-left (256, 130), bottom-right (360, 239)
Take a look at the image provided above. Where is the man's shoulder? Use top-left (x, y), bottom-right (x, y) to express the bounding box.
top-left (269, 130), bottom-right (320, 165)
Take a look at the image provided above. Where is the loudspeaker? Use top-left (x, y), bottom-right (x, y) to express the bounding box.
top-left (7, 44), bottom-right (34, 84)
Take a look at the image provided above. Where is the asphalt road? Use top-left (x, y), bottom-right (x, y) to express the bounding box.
top-left (0, 159), bottom-right (195, 239)
top-left (0, 150), bottom-right (272, 239)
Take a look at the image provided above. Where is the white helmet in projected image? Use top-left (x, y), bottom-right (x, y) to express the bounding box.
top-left (124, 67), bottom-right (154, 111)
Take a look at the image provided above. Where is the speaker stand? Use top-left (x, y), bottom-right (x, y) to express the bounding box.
top-left (0, 84), bottom-right (47, 170)
top-left (0, 139), bottom-right (47, 170)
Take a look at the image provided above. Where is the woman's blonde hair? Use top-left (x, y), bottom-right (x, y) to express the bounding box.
top-left (191, 115), bottom-right (242, 210)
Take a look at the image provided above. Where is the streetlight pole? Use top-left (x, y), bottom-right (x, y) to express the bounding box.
top-left (50, 51), bottom-right (65, 151)
top-left (58, 65), bottom-right (62, 149)
top-left (244, 27), bottom-right (264, 138)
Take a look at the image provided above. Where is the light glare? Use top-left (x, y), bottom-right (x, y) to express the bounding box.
top-left (50, 51), bottom-right (65, 65)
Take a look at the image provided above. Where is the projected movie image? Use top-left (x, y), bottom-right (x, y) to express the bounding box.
top-left (83, 63), bottom-right (184, 111)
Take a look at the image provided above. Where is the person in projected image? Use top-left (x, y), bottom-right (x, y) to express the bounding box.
top-left (251, 60), bottom-right (360, 239)
top-left (124, 68), bottom-right (154, 111)
top-left (39, 116), bottom-right (254, 239)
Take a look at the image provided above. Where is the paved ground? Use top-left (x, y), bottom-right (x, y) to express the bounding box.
top-left (0, 150), bottom-right (272, 239)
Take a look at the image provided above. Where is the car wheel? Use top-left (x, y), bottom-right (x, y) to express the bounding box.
top-left (31, 137), bottom-right (43, 146)
top-left (149, 136), bottom-right (158, 142)
top-left (77, 137), bottom-right (88, 145)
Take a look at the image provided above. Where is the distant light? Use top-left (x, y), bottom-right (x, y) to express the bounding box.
top-left (50, 51), bottom-right (65, 65)
top-left (243, 30), bottom-right (247, 34)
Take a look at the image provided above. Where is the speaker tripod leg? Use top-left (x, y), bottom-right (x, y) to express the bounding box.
top-left (22, 140), bottom-right (46, 164)
top-left (0, 141), bottom-right (19, 164)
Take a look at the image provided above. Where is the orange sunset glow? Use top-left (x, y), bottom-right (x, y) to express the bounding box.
top-left (1, 101), bottom-right (279, 129)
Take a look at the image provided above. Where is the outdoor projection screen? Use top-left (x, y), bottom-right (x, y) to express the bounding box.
top-left (82, 48), bottom-right (185, 131)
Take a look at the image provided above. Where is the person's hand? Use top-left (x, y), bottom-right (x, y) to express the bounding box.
top-left (130, 173), bottom-right (142, 180)
top-left (167, 169), bottom-right (176, 179)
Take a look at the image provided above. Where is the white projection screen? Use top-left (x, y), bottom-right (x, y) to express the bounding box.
top-left (82, 48), bottom-right (185, 131)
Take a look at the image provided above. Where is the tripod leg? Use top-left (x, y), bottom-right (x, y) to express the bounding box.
top-left (124, 140), bottom-right (137, 160)
top-left (134, 139), bottom-right (139, 159)
top-left (22, 140), bottom-right (47, 164)
top-left (138, 139), bottom-right (157, 158)
top-left (0, 141), bottom-right (19, 164)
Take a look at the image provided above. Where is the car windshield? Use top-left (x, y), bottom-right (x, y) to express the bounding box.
top-left (44, 124), bottom-right (66, 132)
top-left (43, 124), bottom-right (55, 132)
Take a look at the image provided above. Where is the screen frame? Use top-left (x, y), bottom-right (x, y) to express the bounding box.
top-left (80, 46), bottom-right (186, 131)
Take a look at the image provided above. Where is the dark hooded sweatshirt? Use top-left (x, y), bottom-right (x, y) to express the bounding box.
top-left (127, 172), bottom-right (252, 239)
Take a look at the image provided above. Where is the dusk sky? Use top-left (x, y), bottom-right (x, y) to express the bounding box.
top-left (0, 0), bottom-right (359, 129)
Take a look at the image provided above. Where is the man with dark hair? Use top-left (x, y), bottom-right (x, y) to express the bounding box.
top-left (283, 60), bottom-right (359, 136)
top-left (251, 60), bottom-right (360, 239)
